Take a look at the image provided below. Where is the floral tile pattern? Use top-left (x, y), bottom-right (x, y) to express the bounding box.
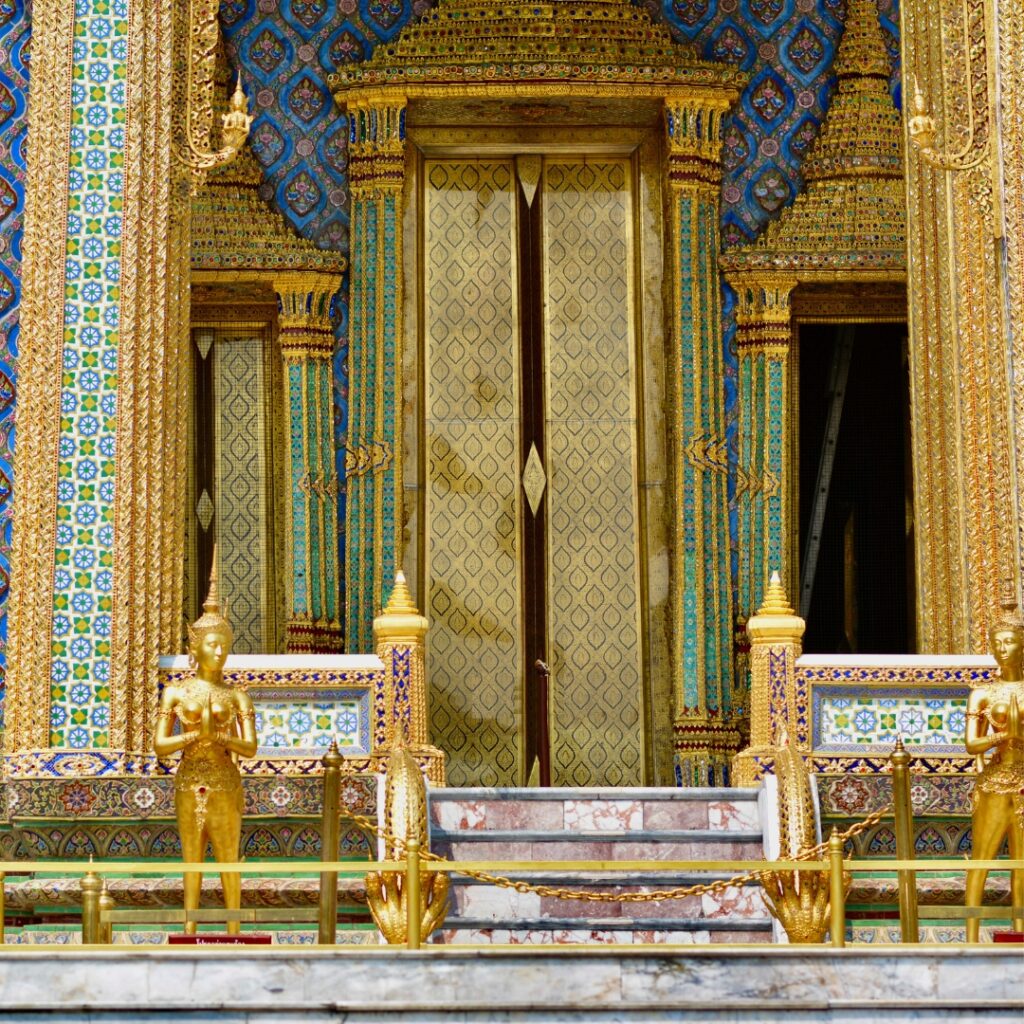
top-left (813, 687), bottom-right (968, 753)
top-left (252, 691), bottom-right (369, 753)
top-left (48, 0), bottom-right (128, 749)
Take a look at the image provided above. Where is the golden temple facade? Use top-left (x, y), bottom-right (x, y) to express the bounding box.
top-left (0, 0), bottom-right (1022, 796)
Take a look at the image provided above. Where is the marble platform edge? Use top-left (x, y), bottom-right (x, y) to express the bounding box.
top-left (441, 917), bottom-right (774, 931)
top-left (434, 828), bottom-right (764, 842)
top-left (430, 788), bottom-right (760, 801)
top-left (0, 946), bottom-right (1020, 1015)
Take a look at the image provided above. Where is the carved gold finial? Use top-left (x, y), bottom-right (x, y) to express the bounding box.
top-left (758, 571), bottom-right (795, 616)
top-left (366, 744), bottom-right (450, 944)
top-left (384, 571), bottom-right (418, 616)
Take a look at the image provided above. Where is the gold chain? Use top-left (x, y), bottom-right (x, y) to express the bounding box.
top-left (340, 803), bottom-right (893, 904)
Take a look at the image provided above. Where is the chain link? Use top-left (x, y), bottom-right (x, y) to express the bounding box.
top-left (341, 801), bottom-right (893, 904)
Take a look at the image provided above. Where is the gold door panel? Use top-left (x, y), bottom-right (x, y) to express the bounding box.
top-left (542, 159), bottom-right (645, 786)
top-left (423, 160), bottom-right (524, 786)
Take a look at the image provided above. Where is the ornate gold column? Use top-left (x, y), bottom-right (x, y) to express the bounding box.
top-left (902, 0), bottom-right (1019, 649)
top-left (664, 98), bottom-right (738, 785)
top-left (733, 573), bottom-right (805, 785)
top-left (727, 274), bottom-right (797, 617)
top-left (344, 95), bottom-right (407, 653)
top-left (997, 1), bottom-right (1024, 613)
top-left (8, 0), bottom-right (194, 765)
top-left (274, 273), bottom-right (344, 652)
top-left (7, 0), bottom-right (248, 768)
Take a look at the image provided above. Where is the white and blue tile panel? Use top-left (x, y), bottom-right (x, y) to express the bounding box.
top-left (49, 0), bottom-right (128, 749)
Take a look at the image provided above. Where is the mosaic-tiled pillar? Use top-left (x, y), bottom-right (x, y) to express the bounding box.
top-left (7, 0), bottom-right (191, 765)
top-left (727, 274), bottom-right (796, 622)
top-left (344, 98), bottom-right (406, 653)
top-left (664, 99), bottom-right (737, 786)
top-left (274, 273), bottom-right (345, 653)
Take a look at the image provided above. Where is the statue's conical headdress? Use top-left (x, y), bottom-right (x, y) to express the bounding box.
top-left (991, 593), bottom-right (1024, 639)
top-left (187, 546), bottom-right (233, 649)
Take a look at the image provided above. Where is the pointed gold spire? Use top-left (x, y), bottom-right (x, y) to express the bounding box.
top-left (721, 0), bottom-right (904, 275)
top-left (758, 571), bottom-right (795, 617)
top-left (801, 0), bottom-right (901, 184)
top-left (384, 570), bottom-right (418, 616)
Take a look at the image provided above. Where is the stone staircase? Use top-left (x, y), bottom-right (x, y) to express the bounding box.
top-left (428, 787), bottom-right (772, 944)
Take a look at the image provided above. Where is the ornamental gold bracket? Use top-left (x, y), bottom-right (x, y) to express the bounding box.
top-left (184, 0), bottom-right (253, 188)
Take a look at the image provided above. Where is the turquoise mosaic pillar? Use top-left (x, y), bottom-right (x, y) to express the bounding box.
top-left (664, 100), bottom-right (738, 786)
top-left (342, 99), bottom-right (406, 653)
top-left (728, 274), bottom-right (796, 626)
top-left (275, 274), bottom-right (345, 653)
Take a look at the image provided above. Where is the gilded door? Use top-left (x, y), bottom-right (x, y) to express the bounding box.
top-left (418, 155), bottom-right (649, 787)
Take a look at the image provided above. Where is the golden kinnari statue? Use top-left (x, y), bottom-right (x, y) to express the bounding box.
top-left (965, 600), bottom-right (1024, 942)
top-left (154, 555), bottom-right (258, 934)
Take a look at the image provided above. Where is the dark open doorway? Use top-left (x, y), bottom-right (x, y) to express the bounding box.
top-left (797, 323), bottom-right (914, 653)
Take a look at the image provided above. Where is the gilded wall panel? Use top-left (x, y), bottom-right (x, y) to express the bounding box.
top-left (423, 160), bottom-right (523, 787)
top-left (902, 0), bottom-right (1017, 650)
top-left (542, 159), bottom-right (645, 787)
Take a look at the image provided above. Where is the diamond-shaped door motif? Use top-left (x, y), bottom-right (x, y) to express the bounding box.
top-left (522, 443), bottom-right (547, 516)
top-left (196, 489), bottom-right (214, 532)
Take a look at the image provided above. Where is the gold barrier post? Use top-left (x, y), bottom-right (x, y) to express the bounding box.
top-left (406, 838), bottom-right (421, 951)
top-left (318, 741), bottom-right (343, 945)
top-left (81, 866), bottom-right (102, 944)
top-left (98, 882), bottom-right (115, 945)
top-left (891, 736), bottom-right (920, 942)
top-left (0, 870), bottom-right (5, 945)
top-left (828, 829), bottom-right (846, 948)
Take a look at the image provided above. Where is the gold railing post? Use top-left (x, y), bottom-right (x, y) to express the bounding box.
top-left (405, 838), bottom-right (421, 950)
top-left (318, 741), bottom-right (343, 945)
top-left (0, 870), bottom-right (5, 945)
top-left (828, 829), bottom-right (846, 948)
top-left (98, 882), bottom-right (115, 945)
top-left (81, 865), bottom-right (102, 945)
top-left (891, 736), bottom-right (919, 942)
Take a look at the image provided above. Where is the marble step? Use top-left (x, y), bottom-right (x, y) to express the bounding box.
top-left (430, 787), bottom-right (762, 834)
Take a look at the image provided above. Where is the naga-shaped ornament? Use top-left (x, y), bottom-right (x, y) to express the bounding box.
top-left (759, 731), bottom-right (848, 943)
top-left (366, 744), bottom-right (450, 944)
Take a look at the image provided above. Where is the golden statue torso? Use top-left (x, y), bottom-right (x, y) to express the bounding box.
top-left (971, 679), bottom-right (1024, 797)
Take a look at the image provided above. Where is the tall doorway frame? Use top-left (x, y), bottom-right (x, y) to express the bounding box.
top-left (401, 127), bottom-right (668, 787)
top-left (331, 24), bottom-right (745, 783)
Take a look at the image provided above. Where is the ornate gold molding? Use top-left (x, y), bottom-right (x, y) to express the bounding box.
top-left (109, 0), bottom-right (194, 754)
top-left (183, 0), bottom-right (252, 187)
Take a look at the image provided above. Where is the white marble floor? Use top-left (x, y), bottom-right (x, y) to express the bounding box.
top-left (0, 945), bottom-right (1020, 1021)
